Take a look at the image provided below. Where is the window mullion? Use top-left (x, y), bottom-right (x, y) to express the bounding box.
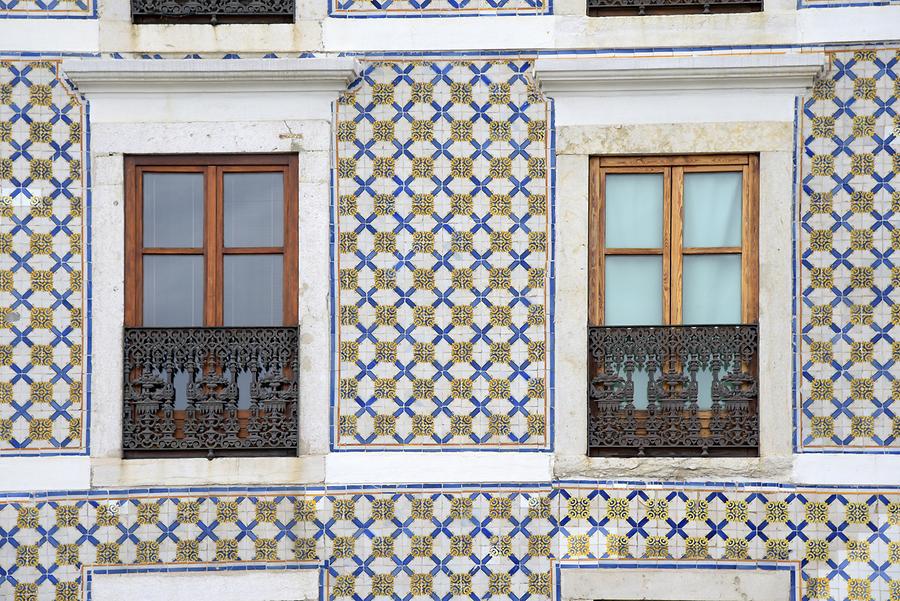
top-left (126, 162), bottom-right (142, 327)
top-left (588, 159), bottom-right (604, 326)
top-left (741, 157), bottom-right (759, 324)
top-left (203, 165), bottom-right (220, 326)
top-left (668, 165), bottom-right (683, 326)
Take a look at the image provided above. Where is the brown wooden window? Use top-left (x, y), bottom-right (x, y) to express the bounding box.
top-left (121, 155), bottom-right (300, 458)
top-left (124, 155), bottom-right (299, 328)
top-left (589, 154), bottom-right (759, 328)
top-left (587, 154), bottom-right (760, 457)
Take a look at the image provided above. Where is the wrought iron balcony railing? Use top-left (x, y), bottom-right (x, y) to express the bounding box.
top-left (588, 324), bottom-right (759, 457)
top-left (586, 0), bottom-right (761, 15)
top-left (123, 327), bottom-right (299, 458)
top-left (131, 0), bottom-right (295, 24)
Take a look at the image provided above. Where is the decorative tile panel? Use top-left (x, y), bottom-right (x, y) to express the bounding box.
top-left (333, 60), bottom-right (552, 450)
top-left (0, 482), bottom-right (899, 600)
top-left (0, 59), bottom-right (86, 454)
top-left (799, 0), bottom-right (897, 9)
top-left (798, 48), bottom-right (900, 451)
top-left (0, 0), bottom-right (92, 17)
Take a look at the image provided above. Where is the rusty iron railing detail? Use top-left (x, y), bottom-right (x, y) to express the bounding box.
top-left (588, 324), bottom-right (759, 457)
top-left (587, 0), bottom-right (761, 15)
top-left (123, 327), bottom-right (298, 458)
top-left (131, 0), bottom-right (294, 24)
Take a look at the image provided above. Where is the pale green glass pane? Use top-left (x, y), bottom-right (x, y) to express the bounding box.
top-left (604, 255), bottom-right (663, 326)
top-left (630, 368), bottom-right (651, 409)
top-left (683, 254), bottom-right (742, 324)
top-left (683, 172), bottom-right (742, 247)
top-left (696, 368), bottom-right (714, 409)
top-left (605, 174), bottom-right (664, 248)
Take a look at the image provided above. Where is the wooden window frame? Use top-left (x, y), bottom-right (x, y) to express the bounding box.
top-left (588, 154), bottom-right (759, 326)
top-left (124, 154), bottom-right (299, 328)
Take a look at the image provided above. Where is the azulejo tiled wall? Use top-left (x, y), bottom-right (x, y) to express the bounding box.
top-left (798, 48), bottom-right (900, 451)
top-left (1, 482), bottom-right (898, 601)
top-left (333, 60), bottom-right (552, 450)
top-left (0, 58), bottom-right (86, 455)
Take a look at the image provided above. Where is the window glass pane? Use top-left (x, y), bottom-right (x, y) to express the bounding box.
top-left (224, 254), bottom-right (283, 326)
top-left (142, 173), bottom-right (204, 248)
top-left (683, 254), bottom-right (741, 324)
top-left (143, 255), bottom-right (203, 326)
top-left (683, 172), bottom-right (742, 247)
top-left (605, 173), bottom-right (663, 248)
top-left (224, 172), bottom-right (284, 248)
top-left (604, 255), bottom-right (663, 326)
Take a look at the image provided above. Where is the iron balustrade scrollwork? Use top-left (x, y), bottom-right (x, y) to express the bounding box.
top-left (588, 324), bottom-right (759, 457)
top-left (131, 0), bottom-right (295, 23)
top-left (123, 327), bottom-right (299, 458)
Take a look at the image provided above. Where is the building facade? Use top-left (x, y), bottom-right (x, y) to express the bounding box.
top-left (1, 0), bottom-right (899, 597)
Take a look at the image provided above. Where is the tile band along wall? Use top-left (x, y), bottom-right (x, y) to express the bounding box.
top-left (0, 481), bottom-right (898, 600)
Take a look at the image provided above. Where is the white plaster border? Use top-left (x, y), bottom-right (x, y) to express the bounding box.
top-left (84, 562), bottom-right (322, 601)
top-left (558, 562), bottom-right (797, 601)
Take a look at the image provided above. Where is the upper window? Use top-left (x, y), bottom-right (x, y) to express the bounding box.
top-left (122, 155), bottom-right (300, 459)
top-left (589, 154), bottom-right (759, 328)
top-left (125, 155), bottom-right (298, 328)
top-left (586, 0), bottom-right (761, 16)
top-left (130, 0), bottom-right (295, 24)
top-left (587, 154), bottom-right (760, 458)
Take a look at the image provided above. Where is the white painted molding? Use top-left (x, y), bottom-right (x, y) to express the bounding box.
top-left (0, 457), bottom-right (90, 492)
top-left (61, 57), bottom-right (361, 94)
top-left (325, 452), bottom-right (553, 484)
top-left (534, 52), bottom-right (828, 96)
top-left (90, 569), bottom-right (319, 601)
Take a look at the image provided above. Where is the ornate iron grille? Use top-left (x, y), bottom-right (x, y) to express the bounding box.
top-left (123, 327), bottom-right (299, 458)
top-left (131, 0), bottom-right (295, 24)
top-left (586, 0), bottom-right (761, 15)
top-left (588, 324), bottom-right (759, 457)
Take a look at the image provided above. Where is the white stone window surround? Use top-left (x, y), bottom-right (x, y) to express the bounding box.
top-left (537, 52), bottom-right (828, 482)
top-left (63, 58), bottom-right (357, 488)
top-left (560, 565), bottom-right (794, 601)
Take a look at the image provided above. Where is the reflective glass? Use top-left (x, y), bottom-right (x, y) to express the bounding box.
top-left (605, 255), bottom-right (663, 326)
top-left (605, 173), bottom-right (664, 248)
top-left (142, 255), bottom-right (203, 326)
top-left (142, 173), bottom-right (204, 248)
top-left (224, 254), bottom-right (283, 326)
top-left (224, 173), bottom-right (284, 248)
top-left (683, 172), bottom-right (742, 247)
top-left (683, 254), bottom-right (741, 324)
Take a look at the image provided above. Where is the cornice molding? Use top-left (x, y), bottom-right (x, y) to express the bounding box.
top-left (534, 52), bottom-right (828, 96)
top-left (61, 58), bottom-right (361, 95)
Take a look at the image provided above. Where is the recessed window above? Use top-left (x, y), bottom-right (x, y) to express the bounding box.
top-left (588, 154), bottom-right (760, 457)
top-left (587, 0), bottom-right (761, 16)
top-left (130, 0), bottom-right (295, 24)
top-left (123, 155), bottom-right (299, 459)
